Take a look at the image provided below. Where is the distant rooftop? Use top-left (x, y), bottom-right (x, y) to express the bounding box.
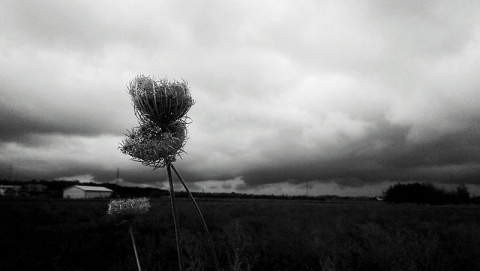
top-left (68, 185), bottom-right (113, 192)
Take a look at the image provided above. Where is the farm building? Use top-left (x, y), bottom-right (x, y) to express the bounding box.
top-left (63, 185), bottom-right (113, 199)
top-left (0, 185), bottom-right (21, 196)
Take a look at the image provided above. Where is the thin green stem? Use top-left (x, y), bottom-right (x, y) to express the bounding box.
top-left (167, 162), bottom-right (184, 271)
top-left (129, 223), bottom-right (142, 271)
top-left (171, 164), bottom-right (221, 271)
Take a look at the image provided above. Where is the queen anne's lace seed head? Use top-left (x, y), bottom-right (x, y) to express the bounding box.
top-left (120, 75), bottom-right (193, 168)
top-left (127, 75), bottom-right (194, 126)
top-left (119, 120), bottom-right (187, 168)
top-left (107, 197), bottom-right (151, 221)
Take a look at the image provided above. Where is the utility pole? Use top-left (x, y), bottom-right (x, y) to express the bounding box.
top-left (8, 165), bottom-right (13, 180)
top-left (116, 167), bottom-right (119, 186)
top-left (114, 167), bottom-right (120, 198)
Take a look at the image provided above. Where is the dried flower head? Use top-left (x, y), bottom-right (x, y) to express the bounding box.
top-left (128, 75), bottom-right (194, 127)
top-left (120, 120), bottom-right (188, 168)
top-left (107, 197), bottom-right (151, 221)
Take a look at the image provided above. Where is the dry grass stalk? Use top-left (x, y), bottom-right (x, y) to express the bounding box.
top-left (108, 197), bottom-right (151, 271)
top-left (167, 162), bottom-right (185, 271)
top-left (171, 164), bottom-right (221, 271)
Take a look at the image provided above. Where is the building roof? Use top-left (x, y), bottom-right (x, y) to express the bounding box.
top-left (65, 185), bottom-right (113, 192)
top-left (0, 185), bottom-right (20, 188)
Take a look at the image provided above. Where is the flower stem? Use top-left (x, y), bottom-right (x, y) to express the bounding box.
top-left (129, 223), bottom-right (142, 271)
top-left (171, 164), bottom-right (221, 271)
top-left (167, 162), bottom-right (184, 271)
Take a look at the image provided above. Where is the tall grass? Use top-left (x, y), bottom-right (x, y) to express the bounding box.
top-left (1, 198), bottom-right (480, 271)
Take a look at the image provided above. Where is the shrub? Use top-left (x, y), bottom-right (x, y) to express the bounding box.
top-left (384, 183), bottom-right (470, 204)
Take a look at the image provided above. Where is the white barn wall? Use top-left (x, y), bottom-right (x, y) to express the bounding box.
top-left (85, 191), bottom-right (110, 198)
top-left (63, 185), bottom-right (113, 199)
top-left (63, 186), bottom-right (86, 199)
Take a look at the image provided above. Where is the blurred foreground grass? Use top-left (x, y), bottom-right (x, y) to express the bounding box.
top-left (1, 198), bottom-right (480, 271)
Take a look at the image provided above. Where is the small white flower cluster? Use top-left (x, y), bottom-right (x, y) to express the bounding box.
top-left (107, 197), bottom-right (151, 219)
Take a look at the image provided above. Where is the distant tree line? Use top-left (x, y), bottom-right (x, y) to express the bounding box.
top-left (384, 182), bottom-right (472, 204)
top-left (6, 179), bottom-right (475, 204)
top-left (1, 179), bottom-right (327, 200)
top-left (176, 191), bottom-right (328, 201)
top-left (0, 179), bottom-right (350, 201)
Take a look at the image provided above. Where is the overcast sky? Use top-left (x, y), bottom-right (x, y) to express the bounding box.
top-left (1, 0), bottom-right (480, 196)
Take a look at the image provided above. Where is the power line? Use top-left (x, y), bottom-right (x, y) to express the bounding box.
top-left (116, 167), bottom-right (119, 186)
top-left (8, 165), bottom-right (13, 180)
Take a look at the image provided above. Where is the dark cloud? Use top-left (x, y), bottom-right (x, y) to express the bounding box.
top-left (1, 0), bottom-right (480, 196)
top-left (366, 1), bottom-right (478, 56)
top-left (221, 182), bottom-right (233, 189)
top-left (333, 178), bottom-right (366, 188)
top-left (0, 104), bottom-right (121, 142)
top-left (239, 120), bottom-right (480, 186)
top-left (0, 1), bottom-right (174, 54)
top-left (0, 57), bottom-right (136, 142)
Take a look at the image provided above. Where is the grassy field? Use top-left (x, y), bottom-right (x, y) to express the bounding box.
top-left (1, 198), bottom-right (480, 271)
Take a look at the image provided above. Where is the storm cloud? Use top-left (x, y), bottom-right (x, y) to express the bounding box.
top-left (1, 0), bottom-right (480, 196)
